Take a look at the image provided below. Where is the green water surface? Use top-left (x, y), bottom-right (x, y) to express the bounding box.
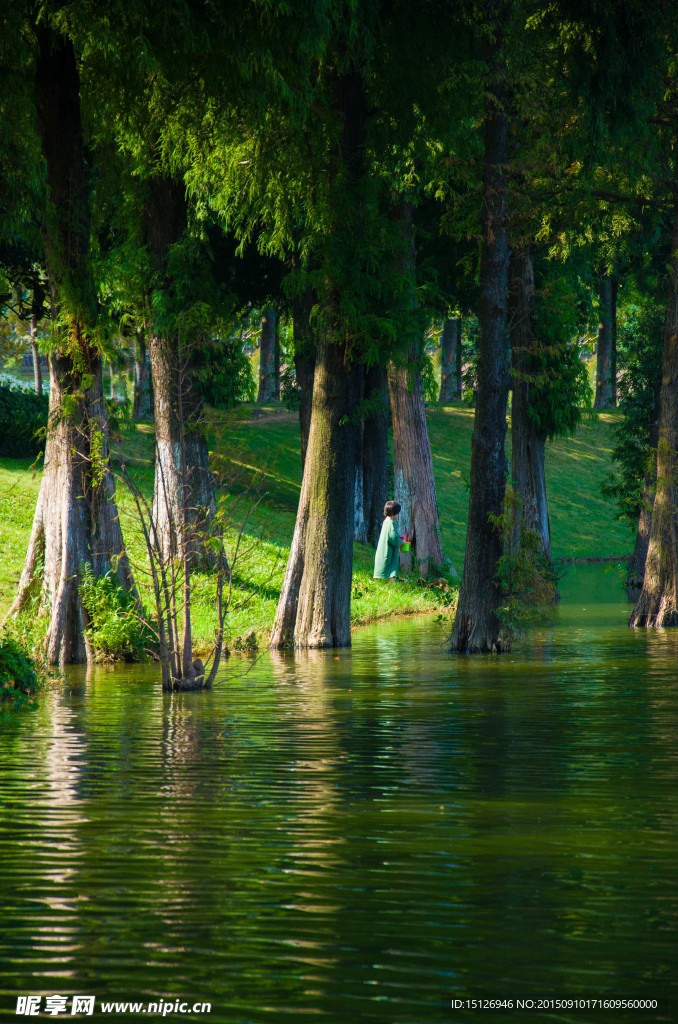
top-left (0, 568), bottom-right (676, 1023)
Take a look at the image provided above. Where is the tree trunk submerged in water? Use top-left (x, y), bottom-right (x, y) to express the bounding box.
top-left (509, 250), bottom-right (551, 561)
top-left (387, 201), bottom-right (443, 577)
top-left (270, 340), bottom-right (362, 648)
top-left (271, 65), bottom-right (368, 649)
top-left (144, 176), bottom-right (216, 563)
top-left (450, 20), bottom-right (510, 654)
top-left (7, 28), bottom-right (133, 663)
top-left (629, 195), bottom-right (678, 628)
top-left (625, 378), bottom-right (660, 600)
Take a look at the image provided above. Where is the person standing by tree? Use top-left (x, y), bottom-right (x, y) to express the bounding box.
top-left (373, 501), bottom-right (402, 580)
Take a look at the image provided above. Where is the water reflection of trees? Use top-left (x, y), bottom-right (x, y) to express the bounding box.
top-left (3, 616), bottom-right (678, 1016)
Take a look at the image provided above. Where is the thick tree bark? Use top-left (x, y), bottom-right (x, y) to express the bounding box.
top-left (450, 26), bottom-right (510, 653)
top-left (271, 65), bottom-right (367, 648)
top-left (594, 275), bottom-right (614, 408)
top-left (270, 341), bottom-right (362, 647)
top-left (626, 443), bottom-right (658, 600)
top-left (7, 28), bottom-right (133, 663)
top-left (625, 380), bottom-right (661, 599)
top-left (132, 330), bottom-right (153, 419)
top-left (149, 330), bottom-right (216, 563)
top-left (509, 250), bottom-right (551, 561)
top-left (145, 176), bottom-right (216, 562)
top-left (292, 291), bottom-right (316, 473)
top-left (387, 201), bottom-right (443, 577)
top-left (258, 306), bottom-right (278, 401)
top-left (361, 363), bottom-right (389, 547)
top-left (629, 197), bottom-right (678, 627)
top-left (439, 317), bottom-right (461, 401)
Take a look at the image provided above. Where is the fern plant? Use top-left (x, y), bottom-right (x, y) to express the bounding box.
top-left (79, 564), bottom-right (155, 662)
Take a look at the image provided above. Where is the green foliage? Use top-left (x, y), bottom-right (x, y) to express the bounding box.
top-left (524, 271), bottom-right (593, 439)
top-left (0, 384), bottom-right (48, 458)
top-left (421, 354), bottom-right (439, 404)
top-left (79, 563), bottom-right (154, 662)
top-left (280, 364), bottom-right (301, 411)
top-left (490, 489), bottom-right (561, 647)
top-left (461, 317), bottom-right (479, 404)
top-left (192, 337), bottom-right (256, 408)
top-left (0, 634), bottom-right (39, 715)
top-left (105, 394), bottom-right (133, 439)
top-left (602, 298), bottom-right (663, 526)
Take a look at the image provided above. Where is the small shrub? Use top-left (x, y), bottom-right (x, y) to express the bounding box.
top-left (79, 564), bottom-right (155, 662)
top-left (232, 630), bottom-right (258, 653)
top-left (421, 354), bottom-right (439, 405)
top-left (0, 635), bottom-right (40, 715)
top-left (105, 394), bottom-right (133, 440)
top-left (0, 385), bottom-right (48, 458)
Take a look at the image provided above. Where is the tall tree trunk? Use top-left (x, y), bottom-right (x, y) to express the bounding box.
top-left (133, 330), bottom-right (153, 419)
top-left (625, 402), bottom-right (659, 600)
top-left (145, 176), bottom-right (216, 562)
top-left (271, 65), bottom-right (367, 648)
top-left (355, 364), bottom-right (389, 546)
top-left (509, 250), bottom-right (551, 560)
top-left (354, 420), bottom-right (366, 544)
top-left (456, 316), bottom-right (463, 399)
top-left (439, 317), bottom-right (461, 401)
top-left (450, 20), bottom-right (510, 653)
top-left (270, 341), bottom-right (362, 647)
top-left (258, 305), bottom-right (278, 401)
top-left (594, 274), bottom-right (614, 408)
top-left (362, 363), bottom-right (389, 547)
top-left (149, 329), bottom-right (215, 563)
top-left (610, 278), bottom-right (618, 407)
top-left (292, 291), bottom-right (316, 473)
top-left (30, 271), bottom-right (44, 395)
top-left (7, 28), bottom-right (133, 664)
top-left (629, 196), bottom-right (678, 627)
top-left (387, 201), bottom-right (443, 577)
top-left (30, 317), bottom-right (42, 396)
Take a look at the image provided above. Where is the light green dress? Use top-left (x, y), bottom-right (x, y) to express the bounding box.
top-left (373, 518), bottom-right (401, 578)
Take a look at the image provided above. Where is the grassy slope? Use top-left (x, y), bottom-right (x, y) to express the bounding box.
top-left (427, 405), bottom-right (631, 568)
top-left (0, 403), bottom-right (631, 651)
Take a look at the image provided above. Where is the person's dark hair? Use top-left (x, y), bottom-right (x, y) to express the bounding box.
top-left (384, 500), bottom-right (401, 518)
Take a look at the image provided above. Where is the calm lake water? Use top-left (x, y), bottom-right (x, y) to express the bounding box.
top-left (1, 568), bottom-right (676, 1023)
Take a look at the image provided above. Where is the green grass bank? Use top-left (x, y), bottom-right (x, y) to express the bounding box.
top-left (0, 404), bottom-right (631, 655)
